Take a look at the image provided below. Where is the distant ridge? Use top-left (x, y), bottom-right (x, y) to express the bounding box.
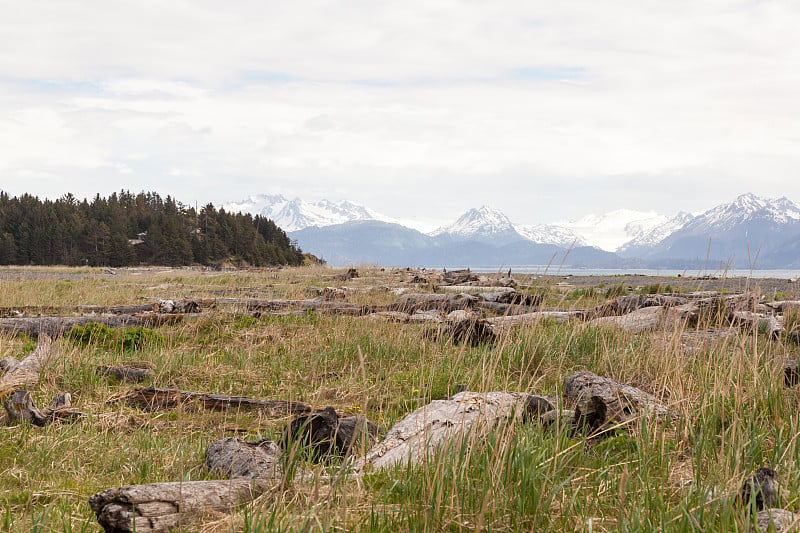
top-left (227, 192), bottom-right (800, 268)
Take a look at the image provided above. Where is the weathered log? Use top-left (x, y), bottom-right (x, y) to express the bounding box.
top-left (352, 391), bottom-right (529, 472)
top-left (123, 387), bottom-right (311, 416)
top-left (784, 359), bottom-right (799, 387)
top-left (0, 314), bottom-right (182, 338)
top-left (245, 298), bottom-right (376, 317)
top-left (669, 293), bottom-right (759, 327)
top-left (424, 315), bottom-right (496, 345)
top-left (732, 311), bottom-right (783, 340)
top-left (89, 478), bottom-right (273, 533)
top-left (3, 390), bottom-right (85, 426)
top-left (205, 437), bottom-right (281, 479)
top-left (740, 467), bottom-right (779, 511)
top-left (0, 334), bottom-right (55, 394)
top-left (388, 293), bottom-right (479, 314)
top-left (0, 299), bottom-right (213, 318)
top-left (586, 306), bottom-right (664, 333)
top-left (563, 371), bottom-right (670, 432)
top-left (98, 365), bottom-right (155, 383)
top-left (755, 508), bottom-right (800, 532)
top-left (282, 407), bottom-right (378, 461)
top-left (487, 310), bottom-right (584, 326)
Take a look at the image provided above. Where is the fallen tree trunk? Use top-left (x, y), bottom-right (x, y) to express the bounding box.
top-left (387, 293), bottom-right (479, 314)
top-left (124, 387), bottom-right (311, 416)
top-left (0, 334), bottom-right (55, 394)
top-left (89, 478), bottom-right (273, 533)
top-left (4, 390), bottom-right (84, 426)
top-left (586, 306), bottom-right (664, 333)
top-left (732, 311), bottom-right (783, 340)
top-left (352, 391), bottom-right (529, 472)
top-left (564, 371), bottom-right (671, 434)
top-left (486, 310), bottom-right (584, 327)
top-left (0, 299), bottom-right (214, 318)
top-left (0, 314), bottom-right (183, 338)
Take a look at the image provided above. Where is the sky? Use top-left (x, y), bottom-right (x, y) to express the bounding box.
top-left (2, 1), bottom-right (800, 229)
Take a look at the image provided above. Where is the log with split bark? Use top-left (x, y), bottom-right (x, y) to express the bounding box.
top-left (352, 391), bottom-right (536, 472)
top-left (123, 387), bottom-right (311, 416)
top-left (89, 478), bottom-right (274, 533)
top-left (4, 390), bottom-right (84, 426)
top-left (0, 314), bottom-right (183, 338)
top-left (563, 370), bottom-right (671, 436)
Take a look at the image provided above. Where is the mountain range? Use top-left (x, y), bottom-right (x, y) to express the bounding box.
top-left (223, 193), bottom-right (800, 269)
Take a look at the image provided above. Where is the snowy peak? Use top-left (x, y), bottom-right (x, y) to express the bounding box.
top-left (696, 193), bottom-right (800, 229)
top-left (617, 211), bottom-right (696, 255)
top-left (432, 206), bottom-right (515, 238)
top-left (556, 209), bottom-right (669, 252)
top-left (224, 194), bottom-right (397, 232)
top-left (515, 224), bottom-right (587, 247)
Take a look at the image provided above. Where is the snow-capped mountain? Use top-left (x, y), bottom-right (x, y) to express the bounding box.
top-left (224, 194), bottom-right (397, 232)
top-left (641, 193), bottom-right (800, 268)
top-left (431, 206), bottom-right (587, 248)
top-left (432, 206), bottom-right (518, 240)
top-left (617, 212), bottom-right (696, 257)
top-left (556, 209), bottom-right (669, 252)
top-left (685, 193), bottom-right (800, 230)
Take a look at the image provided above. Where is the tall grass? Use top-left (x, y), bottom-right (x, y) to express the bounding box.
top-left (0, 266), bottom-right (798, 531)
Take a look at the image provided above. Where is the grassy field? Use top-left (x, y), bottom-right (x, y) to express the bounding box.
top-left (1, 266), bottom-right (799, 532)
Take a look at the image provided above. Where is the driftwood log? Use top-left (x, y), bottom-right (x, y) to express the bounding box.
top-left (352, 391), bottom-right (529, 472)
top-left (0, 334), bottom-right (56, 394)
top-left (586, 306), bottom-right (664, 333)
top-left (564, 371), bottom-right (670, 434)
top-left (3, 390), bottom-right (84, 426)
top-left (282, 407), bottom-right (378, 461)
top-left (124, 387), bottom-right (311, 416)
top-left (205, 437), bottom-right (282, 479)
top-left (0, 299), bottom-right (213, 319)
top-left (0, 314), bottom-right (183, 338)
top-left (388, 293), bottom-right (479, 314)
top-left (89, 478), bottom-right (273, 533)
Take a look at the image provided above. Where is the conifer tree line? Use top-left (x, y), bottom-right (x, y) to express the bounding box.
top-left (0, 190), bottom-right (304, 267)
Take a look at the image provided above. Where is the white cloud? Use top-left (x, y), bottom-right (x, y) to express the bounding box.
top-left (1, 2), bottom-right (800, 224)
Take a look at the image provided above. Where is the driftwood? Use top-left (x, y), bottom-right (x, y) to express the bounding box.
top-left (586, 306), bottom-right (664, 333)
top-left (0, 334), bottom-right (56, 394)
top-left (352, 391), bottom-right (529, 472)
top-left (388, 293), bottom-right (478, 314)
top-left (124, 387), bottom-right (311, 416)
top-left (0, 314), bottom-right (183, 338)
top-left (487, 310), bottom-right (584, 326)
top-left (424, 315), bottom-right (497, 345)
top-left (732, 311), bottom-right (783, 340)
top-left (3, 390), bottom-right (84, 426)
top-left (0, 299), bottom-right (213, 318)
top-left (89, 478), bottom-right (273, 533)
top-left (97, 365), bottom-right (155, 383)
top-left (755, 508), bottom-right (800, 532)
top-left (282, 407), bottom-right (378, 461)
top-left (205, 437), bottom-right (282, 479)
top-left (564, 371), bottom-right (670, 434)
top-left (784, 359), bottom-right (799, 387)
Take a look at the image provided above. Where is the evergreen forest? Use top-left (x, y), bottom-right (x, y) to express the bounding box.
top-left (0, 191), bottom-right (304, 267)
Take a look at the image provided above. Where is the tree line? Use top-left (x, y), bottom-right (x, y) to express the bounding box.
top-left (0, 191), bottom-right (304, 267)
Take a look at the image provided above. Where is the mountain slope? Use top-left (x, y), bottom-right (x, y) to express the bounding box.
top-left (290, 220), bottom-right (624, 268)
top-left (224, 194), bottom-right (397, 232)
top-left (642, 194), bottom-right (800, 268)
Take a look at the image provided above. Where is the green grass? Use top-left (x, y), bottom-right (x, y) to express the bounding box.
top-left (0, 266), bottom-right (799, 531)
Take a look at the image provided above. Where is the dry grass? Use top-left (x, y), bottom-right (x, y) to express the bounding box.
top-left (0, 266), bottom-right (798, 531)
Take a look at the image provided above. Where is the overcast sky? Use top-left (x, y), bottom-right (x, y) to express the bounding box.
top-left (2, 1), bottom-right (799, 228)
